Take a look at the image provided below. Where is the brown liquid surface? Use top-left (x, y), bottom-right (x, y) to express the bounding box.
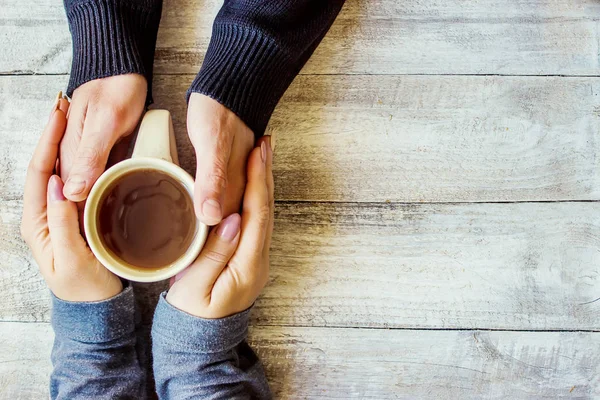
top-left (98, 170), bottom-right (195, 268)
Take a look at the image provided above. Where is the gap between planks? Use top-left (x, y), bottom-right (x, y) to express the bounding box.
top-left (275, 199), bottom-right (600, 205)
top-left (1, 319), bottom-right (598, 333)
top-left (2, 72), bottom-right (600, 78)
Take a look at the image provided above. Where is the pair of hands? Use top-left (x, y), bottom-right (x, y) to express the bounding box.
top-left (20, 78), bottom-right (274, 319)
top-left (59, 74), bottom-right (254, 227)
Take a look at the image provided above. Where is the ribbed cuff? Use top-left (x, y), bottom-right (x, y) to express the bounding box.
top-left (152, 292), bottom-right (251, 354)
top-left (64, 0), bottom-right (162, 103)
top-left (188, 22), bottom-right (293, 137)
top-left (51, 284), bottom-right (135, 343)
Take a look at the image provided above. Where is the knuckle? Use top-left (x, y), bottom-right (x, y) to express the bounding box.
top-left (49, 213), bottom-right (72, 230)
top-left (228, 264), bottom-right (246, 287)
top-left (65, 113), bottom-right (85, 141)
top-left (204, 162), bottom-right (228, 192)
top-left (27, 159), bottom-right (47, 176)
top-left (62, 134), bottom-right (80, 158)
top-left (256, 204), bottom-right (271, 227)
top-left (88, 101), bottom-right (132, 136)
top-left (75, 145), bottom-right (104, 171)
top-left (201, 249), bottom-right (230, 265)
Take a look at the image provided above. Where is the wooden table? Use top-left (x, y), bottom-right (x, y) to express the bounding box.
top-left (1, 0), bottom-right (599, 398)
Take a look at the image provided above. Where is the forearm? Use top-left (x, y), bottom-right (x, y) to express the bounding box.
top-left (189, 0), bottom-right (346, 136)
top-left (50, 284), bottom-right (145, 399)
top-left (63, 0), bottom-right (163, 102)
top-left (152, 293), bottom-right (271, 399)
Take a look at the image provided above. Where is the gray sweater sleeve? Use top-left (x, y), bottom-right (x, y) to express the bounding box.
top-left (151, 292), bottom-right (271, 399)
top-left (50, 284), bottom-right (145, 399)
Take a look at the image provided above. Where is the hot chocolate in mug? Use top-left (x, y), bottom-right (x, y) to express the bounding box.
top-left (84, 110), bottom-right (208, 282)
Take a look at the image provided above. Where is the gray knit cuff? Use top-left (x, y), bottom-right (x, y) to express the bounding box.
top-left (51, 284), bottom-right (135, 343)
top-left (152, 292), bottom-right (251, 354)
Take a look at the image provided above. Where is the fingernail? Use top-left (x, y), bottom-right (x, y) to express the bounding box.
top-left (64, 178), bottom-right (86, 196)
top-left (48, 176), bottom-right (66, 203)
top-left (202, 198), bottom-right (222, 221)
top-left (216, 213), bottom-right (241, 241)
top-left (265, 136), bottom-right (272, 157)
top-left (261, 142), bottom-right (267, 163)
top-left (270, 133), bottom-right (276, 151)
top-left (49, 91), bottom-right (62, 120)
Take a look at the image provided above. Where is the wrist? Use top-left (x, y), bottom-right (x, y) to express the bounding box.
top-left (64, 0), bottom-right (162, 103)
top-left (153, 292), bottom-right (251, 353)
top-left (187, 94), bottom-right (254, 147)
top-left (187, 22), bottom-right (291, 138)
top-left (51, 283), bottom-right (134, 343)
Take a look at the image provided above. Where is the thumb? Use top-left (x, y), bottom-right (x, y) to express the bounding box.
top-left (174, 213), bottom-right (241, 287)
top-left (47, 176), bottom-right (87, 262)
top-left (63, 120), bottom-right (114, 202)
top-left (193, 130), bottom-right (234, 226)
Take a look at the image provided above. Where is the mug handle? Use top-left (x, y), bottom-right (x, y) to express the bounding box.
top-left (131, 109), bottom-right (180, 165)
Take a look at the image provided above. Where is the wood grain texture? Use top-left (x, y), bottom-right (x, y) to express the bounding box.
top-left (2, 1), bottom-right (599, 398)
top-left (156, 74), bottom-right (599, 203)
top-left (167, 74), bottom-right (600, 202)
top-left (0, 323), bottom-right (52, 400)
top-left (1, 0), bottom-right (599, 75)
top-left (1, 322), bottom-right (598, 399)
top-left (260, 201), bottom-right (600, 330)
top-left (1, 75), bottom-right (600, 329)
top-left (262, 75), bottom-right (600, 203)
top-left (4, 75), bottom-right (599, 204)
top-left (3, 196), bottom-right (600, 329)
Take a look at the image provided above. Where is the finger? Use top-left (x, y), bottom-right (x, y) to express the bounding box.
top-left (257, 136), bottom-right (274, 256)
top-left (63, 112), bottom-right (120, 202)
top-left (58, 95), bottom-right (70, 114)
top-left (192, 134), bottom-right (233, 226)
top-left (48, 92), bottom-right (69, 121)
top-left (188, 106), bottom-right (235, 226)
top-left (60, 93), bottom-right (87, 180)
top-left (233, 144), bottom-right (270, 264)
top-left (23, 101), bottom-right (68, 219)
top-left (174, 213), bottom-right (241, 290)
top-left (46, 176), bottom-right (87, 264)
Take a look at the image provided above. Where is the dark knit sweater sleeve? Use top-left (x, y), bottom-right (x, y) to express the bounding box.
top-left (189, 0), bottom-right (345, 136)
top-left (63, 0), bottom-right (162, 102)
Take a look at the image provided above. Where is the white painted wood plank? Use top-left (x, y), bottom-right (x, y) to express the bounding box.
top-left (1, 0), bottom-right (598, 75)
top-left (254, 327), bottom-right (600, 399)
top-left (257, 202), bottom-right (600, 330)
top-left (1, 322), bottom-right (598, 399)
top-left (0, 323), bottom-right (52, 400)
top-left (158, 75), bottom-right (600, 203)
top-left (1, 75), bottom-right (599, 329)
top-left (4, 75), bottom-right (598, 203)
top-left (3, 196), bottom-right (600, 330)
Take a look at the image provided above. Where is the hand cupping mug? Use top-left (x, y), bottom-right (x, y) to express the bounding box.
top-left (84, 110), bottom-right (208, 283)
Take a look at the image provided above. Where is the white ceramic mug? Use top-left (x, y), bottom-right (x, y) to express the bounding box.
top-left (84, 109), bottom-right (208, 282)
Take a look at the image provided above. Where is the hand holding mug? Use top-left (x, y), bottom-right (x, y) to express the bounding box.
top-left (166, 136), bottom-right (274, 318)
top-left (83, 110), bottom-right (209, 282)
top-left (187, 93), bottom-right (255, 226)
top-left (21, 97), bottom-right (122, 302)
top-left (60, 74), bottom-right (147, 201)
